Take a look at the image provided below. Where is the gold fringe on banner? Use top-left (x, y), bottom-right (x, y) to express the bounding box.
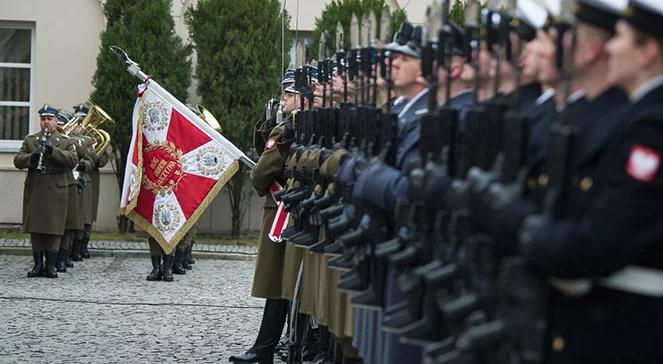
top-left (119, 98), bottom-right (145, 216)
top-left (127, 159), bottom-right (240, 254)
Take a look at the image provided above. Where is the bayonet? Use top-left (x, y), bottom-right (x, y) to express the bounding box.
top-left (318, 33), bottom-right (326, 62)
top-left (349, 14), bottom-right (360, 104)
top-left (336, 22), bottom-right (344, 54)
top-left (360, 14), bottom-right (370, 49)
top-left (350, 14), bottom-right (360, 50)
top-left (360, 14), bottom-right (372, 105)
top-left (295, 42), bottom-right (303, 69)
top-left (369, 11), bottom-right (378, 48)
top-left (380, 8), bottom-right (391, 45)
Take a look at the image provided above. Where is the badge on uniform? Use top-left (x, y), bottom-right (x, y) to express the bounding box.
top-left (626, 144), bottom-right (660, 182)
top-left (266, 137), bottom-right (277, 149)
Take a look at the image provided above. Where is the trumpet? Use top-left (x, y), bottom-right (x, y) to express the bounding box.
top-left (35, 128), bottom-right (51, 174)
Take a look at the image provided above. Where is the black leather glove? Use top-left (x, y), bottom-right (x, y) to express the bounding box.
top-left (42, 139), bottom-right (54, 155)
top-left (77, 160), bottom-right (86, 172)
top-left (30, 151), bottom-right (41, 166)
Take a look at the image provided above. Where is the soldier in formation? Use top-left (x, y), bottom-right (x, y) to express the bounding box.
top-left (234, 0), bottom-right (663, 363)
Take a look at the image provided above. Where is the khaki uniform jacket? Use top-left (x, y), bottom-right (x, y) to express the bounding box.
top-left (280, 145), bottom-right (305, 301)
top-left (14, 130), bottom-right (78, 235)
top-left (250, 121), bottom-right (292, 299)
top-left (91, 151), bottom-right (109, 222)
top-left (63, 134), bottom-right (93, 231)
top-left (75, 135), bottom-right (95, 225)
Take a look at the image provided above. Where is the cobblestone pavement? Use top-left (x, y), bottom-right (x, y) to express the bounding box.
top-left (0, 255), bottom-right (269, 363)
top-left (0, 238), bottom-right (257, 255)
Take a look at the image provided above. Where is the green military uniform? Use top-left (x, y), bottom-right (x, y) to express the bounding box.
top-left (280, 148), bottom-right (305, 301)
top-left (297, 148), bottom-right (323, 317)
top-left (14, 128), bottom-right (78, 277)
top-left (229, 106), bottom-right (297, 364)
top-left (71, 133), bottom-right (95, 260)
top-left (317, 149), bottom-right (356, 345)
top-left (91, 151), bottom-right (108, 223)
top-left (251, 121), bottom-right (292, 299)
top-left (57, 132), bottom-right (92, 272)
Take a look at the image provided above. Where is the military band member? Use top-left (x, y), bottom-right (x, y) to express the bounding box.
top-left (74, 103), bottom-right (108, 259)
top-left (14, 105), bottom-right (78, 278)
top-left (55, 111), bottom-right (90, 273)
top-left (68, 113), bottom-right (95, 261)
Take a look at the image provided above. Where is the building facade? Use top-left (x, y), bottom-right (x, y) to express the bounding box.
top-left (0, 0), bottom-right (427, 233)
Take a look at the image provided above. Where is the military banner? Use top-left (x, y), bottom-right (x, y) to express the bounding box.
top-left (120, 79), bottom-right (245, 254)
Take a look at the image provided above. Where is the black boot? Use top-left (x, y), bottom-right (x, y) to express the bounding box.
top-left (71, 240), bottom-right (83, 261)
top-left (56, 248), bottom-right (67, 273)
top-left (187, 241), bottom-right (195, 265)
top-left (81, 237), bottom-right (90, 259)
top-left (229, 349), bottom-right (274, 364)
top-left (44, 252), bottom-right (58, 278)
top-left (232, 298), bottom-right (289, 363)
top-left (161, 253), bottom-right (174, 282)
top-left (182, 247), bottom-right (192, 270)
top-left (173, 249), bottom-right (187, 275)
top-left (27, 252), bottom-right (44, 278)
top-left (146, 255), bottom-right (162, 281)
top-left (65, 249), bottom-right (74, 268)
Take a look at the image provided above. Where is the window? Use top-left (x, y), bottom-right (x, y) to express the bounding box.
top-left (0, 24), bottom-right (33, 143)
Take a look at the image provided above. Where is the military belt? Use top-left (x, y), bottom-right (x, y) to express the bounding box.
top-left (28, 168), bottom-right (66, 175)
top-left (550, 265), bottom-right (663, 298)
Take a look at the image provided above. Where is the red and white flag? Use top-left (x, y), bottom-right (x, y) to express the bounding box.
top-left (120, 79), bottom-right (246, 254)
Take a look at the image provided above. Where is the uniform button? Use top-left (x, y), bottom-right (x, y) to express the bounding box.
top-left (527, 177), bottom-right (537, 191)
top-left (538, 174), bottom-right (549, 188)
top-left (552, 336), bottom-right (565, 352)
top-left (580, 177), bottom-right (593, 191)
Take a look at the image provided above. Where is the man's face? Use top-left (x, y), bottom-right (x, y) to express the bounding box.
top-left (312, 82), bottom-right (323, 108)
top-left (72, 124), bottom-right (83, 135)
top-left (39, 116), bottom-right (57, 133)
top-left (536, 29), bottom-right (559, 85)
top-left (478, 42), bottom-right (492, 81)
top-left (282, 91), bottom-right (299, 114)
top-left (391, 52), bottom-right (422, 91)
top-left (521, 37), bottom-right (542, 79)
top-left (606, 21), bottom-right (642, 90)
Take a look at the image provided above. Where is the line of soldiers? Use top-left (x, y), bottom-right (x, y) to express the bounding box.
top-left (233, 0), bottom-right (663, 363)
top-left (14, 104), bottom-right (108, 278)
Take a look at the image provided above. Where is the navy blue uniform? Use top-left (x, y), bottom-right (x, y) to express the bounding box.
top-left (519, 83), bottom-right (663, 363)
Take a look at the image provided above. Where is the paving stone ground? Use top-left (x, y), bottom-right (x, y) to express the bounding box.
top-left (0, 238), bottom-right (257, 255)
top-left (0, 255), bottom-right (268, 363)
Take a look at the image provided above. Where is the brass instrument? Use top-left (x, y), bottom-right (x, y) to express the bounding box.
top-left (61, 114), bottom-right (81, 135)
top-left (80, 102), bottom-right (114, 157)
top-left (196, 105), bottom-right (223, 133)
top-left (35, 128), bottom-right (51, 174)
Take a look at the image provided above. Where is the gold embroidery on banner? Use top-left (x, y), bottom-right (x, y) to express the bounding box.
top-left (142, 140), bottom-right (185, 196)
